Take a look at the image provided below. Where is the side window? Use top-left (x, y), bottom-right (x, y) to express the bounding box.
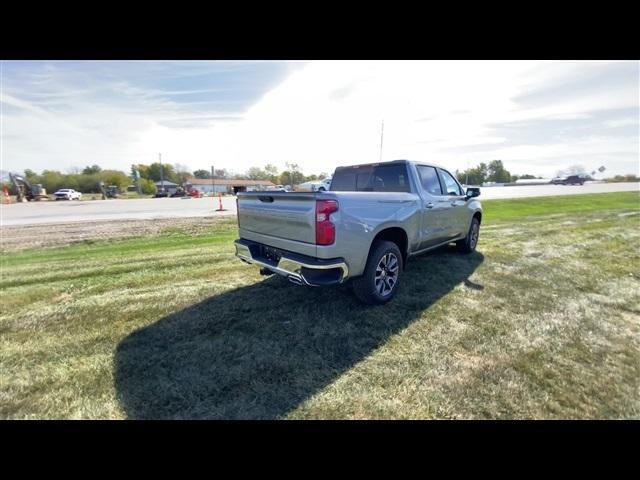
top-left (438, 169), bottom-right (463, 196)
top-left (416, 166), bottom-right (442, 196)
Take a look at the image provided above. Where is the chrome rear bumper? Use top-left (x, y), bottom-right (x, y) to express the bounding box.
top-left (234, 239), bottom-right (349, 286)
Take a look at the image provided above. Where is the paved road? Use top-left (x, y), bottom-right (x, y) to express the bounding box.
top-left (474, 181), bottom-right (639, 199)
top-left (1, 196), bottom-right (238, 226)
top-left (1, 182), bottom-right (638, 226)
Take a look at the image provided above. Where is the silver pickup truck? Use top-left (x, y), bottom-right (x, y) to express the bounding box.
top-left (235, 160), bottom-right (482, 304)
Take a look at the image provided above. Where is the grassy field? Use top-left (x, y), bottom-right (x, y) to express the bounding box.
top-left (1, 191), bottom-right (639, 419)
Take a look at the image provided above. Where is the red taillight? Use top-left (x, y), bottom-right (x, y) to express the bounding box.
top-left (316, 199), bottom-right (338, 245)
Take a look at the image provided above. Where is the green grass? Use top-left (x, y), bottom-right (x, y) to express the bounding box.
top-left (483, 191), bottom-right (639, 222)
top-left (1, 191), bottom-right (639, 419)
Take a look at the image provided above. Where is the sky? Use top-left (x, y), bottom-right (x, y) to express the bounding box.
top-left (1, 60), bottom-right (638, 178)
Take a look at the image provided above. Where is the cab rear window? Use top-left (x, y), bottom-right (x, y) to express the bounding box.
top-left (330, 163), bottom-right (410, 192)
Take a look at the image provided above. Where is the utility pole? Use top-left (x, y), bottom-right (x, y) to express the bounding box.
top-left (211, 165), bottom-right (215, 195)
top-left (159, 153), bottom-right (164, 192)
top-left (379, 120), bottom-right (384, 162)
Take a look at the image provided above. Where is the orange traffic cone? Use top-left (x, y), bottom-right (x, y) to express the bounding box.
top-left (216, 192), bottom-right (227, 211)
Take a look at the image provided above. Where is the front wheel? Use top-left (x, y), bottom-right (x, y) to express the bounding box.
top-left (352, 240), bottom-right (403, 305)
top-left (457, 217), bottom-right (480, 254)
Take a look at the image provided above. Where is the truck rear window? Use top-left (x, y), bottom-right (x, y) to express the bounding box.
top-left (330, 163), bottom-right (411, 192)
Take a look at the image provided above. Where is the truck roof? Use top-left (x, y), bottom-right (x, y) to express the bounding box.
top-left (334, 159), bottom-right (447, 171)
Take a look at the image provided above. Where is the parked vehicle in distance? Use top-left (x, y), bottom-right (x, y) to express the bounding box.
top-left (8, 173), bottom-right (48, 201)
top-left (235, 160), bottom-right (482, 304)
top-left (170, 187), bottom-right (188, 197)
top-left (53, 189), bottom-right (82, 200)
top-left (188, 188), bottom-right (203, 198)
top-left (317, 177), bottom-right (331, 191)
top-left (154, 191), bottom-right (169, 198)
top-left (551, 175), bottom-right (585, 185)
top-left (299, 177), bottom-right (333, 192)
top-left (266, 185), bottom-right (288, 192)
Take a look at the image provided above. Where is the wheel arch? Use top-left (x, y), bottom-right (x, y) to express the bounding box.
top-left (370, 226), bottom-right (409, 265)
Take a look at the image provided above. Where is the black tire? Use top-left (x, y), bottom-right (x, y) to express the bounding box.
top-left (352, 240), bottom-right (403, 305)
top-left (457, 217), bottom-right (480, 254)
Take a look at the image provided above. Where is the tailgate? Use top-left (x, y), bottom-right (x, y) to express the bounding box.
top-left (237, 192), bottom-right (317, 245)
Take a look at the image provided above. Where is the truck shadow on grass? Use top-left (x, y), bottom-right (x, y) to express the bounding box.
top-left (114, 247), bottom-right (484, 419)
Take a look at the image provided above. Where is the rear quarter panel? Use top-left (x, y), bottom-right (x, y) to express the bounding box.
top-left (319, 191), bottom-right (421, 277)
top-left (466, 197), bottom-right (483, 228)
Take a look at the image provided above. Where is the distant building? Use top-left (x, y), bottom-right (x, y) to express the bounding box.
top-left (185, 178), bottom-right (275, 194)
top-left (154, 180), bottom-right (178, 193)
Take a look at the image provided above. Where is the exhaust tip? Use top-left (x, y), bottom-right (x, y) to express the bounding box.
top-left (288, 275), bottom-right (304, 286)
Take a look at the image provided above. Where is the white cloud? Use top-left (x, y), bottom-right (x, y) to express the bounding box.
top-left (1, 60), bottom-right (639, 178)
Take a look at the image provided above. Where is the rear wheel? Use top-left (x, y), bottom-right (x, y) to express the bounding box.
top-left (352, 240), bottom-right (403, 304)
top-left (457, 217), bottom-right (480, 253)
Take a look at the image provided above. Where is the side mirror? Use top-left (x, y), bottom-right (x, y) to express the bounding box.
top-left (466, 187), bottom-right (480, 199)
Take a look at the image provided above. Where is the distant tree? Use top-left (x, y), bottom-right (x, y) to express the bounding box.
top-left (214, 169), bottom-right (227, 178)
top-left (263, 164), bottom-right (279, 183)
top-left (487, 160), bottom-right (511, 183)
top-left (101, 170), bottom-right (131, 191)
top-left (459, 162), bottom-right (488, 185)
top-left (280, 163), bottom-right (305, 186)
top-left (140, 178), bottom-right (157, 195)
top-left (193, 169), bottom-right (211, 179)
top-left (83, 164), bottom-right (102, 175)
top-left (173, 164), bottom-right (192, 184)
top-left (605, 174), bottom-right (640, 183)
top-left (40, 170), bottom-right (66, 193)
top-left (23, 169), bottom-right (38, 181)
top-left (64, 174), bottom-right (81, 190)
top-left (516, 174), bottom-right (538, 181)
top-left (246, 167), bottom-right (268, 180)
top-left (147, 162), bottom-right (178, 183)
top-left (136, 164), bottom-right (151, 180)
top-left (77, 173), bottom-right (101, 193)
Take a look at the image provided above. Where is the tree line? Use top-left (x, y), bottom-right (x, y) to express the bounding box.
top-left (20, 166), bottom-right (133, 195)
top-left (9, 162), bottom-right (331, 195)
top-left (192, 163), bottom-right (329, 187)
top-left (455, 160), bottom-right (541, 185)
top-left (12, 160), bottom-right (626, 195)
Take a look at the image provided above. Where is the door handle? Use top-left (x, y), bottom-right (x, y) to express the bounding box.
top-left (425, 202), bottom-right (434, 209)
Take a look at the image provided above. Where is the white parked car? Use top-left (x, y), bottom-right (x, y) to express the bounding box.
top-left (54, 189), bottom-right (82, 200)
top-left (317, 177), bottom-right (332, 191)
top-left (266, 185), bottom-right (288, 192)
top-left (297, 178), bottom-right (332, 192)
